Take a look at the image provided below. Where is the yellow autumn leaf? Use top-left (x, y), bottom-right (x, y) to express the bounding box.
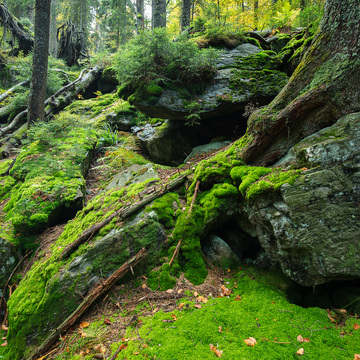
top-left (296, 348), bottom-right (305, 355)
top-left (79, 321), bottom-right (90, 329)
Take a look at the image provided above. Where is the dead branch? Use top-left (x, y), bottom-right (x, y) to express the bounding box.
top-left (187, 180), bottom-right (200, 217)
top-left (60, 171), bottom-right (190, 260)
top-left (0, 109), bottom-right (27, 138)
top-left (27, 248), bottom-right (147, 360)
top-left (0, 80), bottom-right (29, 103)
top-left (0, 156), bottom-right (17, 176)
top-left (169, 239), bottom-right (182, 267)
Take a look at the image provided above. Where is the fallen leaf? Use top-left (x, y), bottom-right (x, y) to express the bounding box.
top-left (219, 326), bottom-right (223, 333)
top-left (1, 341), bottom-right (7, 347)
top-left (94, 344), bottom-right (106, 353)
top-left (166, 289), bottom-right (174, 293)
top-left (220, 285), bottom-right (231, 296)
top-left (133, 351), bottom-right (139, 355)
top-left (194, 304), bottom-right (202, 309)
top-left (354, 354), bottom-right (360, 360)
top-left (235, 295), bottom-right (241, 301)
top-left (297, 334), bottom-right (304, 343)
top-left (303, 338), bottom-right (310, 342)
top-left (296, 348), bottom-right (304, 355)
top-left (210, 344), bottom-right (216, 351)
top-left (104, 318), bottom-right (112, 325)
top-left (119, 344), bottom-right (127, 350)
top-left (214, 349), bottom-right (223, 358)
top-left (177, 289), bottom-right (183, 294)
top-left (194, 291), bottom-right (198, 297)
top-left (244, 337), bottom-right (257, 347)
top-left (1, 325), bottom-right (8, 331)
top-left (143, 344), bottom-right (148, 348)
top-left (78, 330), bottom-right (87, 338)
top-left (1, 337), bottom-right (6, 340)
top-left (354, 324), bottom-right (360, 330)
top-left (196, 296), bottom-right (208, 303)
top-left (171, 314), bottom-right (177, 321)
top-left (178, 303), bottom-right (184, 309)
top-left (141, 283), bottom-right (148, 289)
top-left (79, 321), bottom-right (90, 329)
top-left (327, 309), bottom-right (336, 323)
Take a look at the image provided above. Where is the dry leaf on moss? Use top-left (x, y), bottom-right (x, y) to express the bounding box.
top-left (354, 324), bottom-right (359, 330)
top-left (244, 337), bottom-right (257, 347)
top-left (296, 348), bottom-right (304, 355)
top-left (79, 321), bottom-right (90, 329)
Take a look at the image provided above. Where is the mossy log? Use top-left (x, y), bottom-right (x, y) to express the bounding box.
top-left (27, 248), bottom-right (147, 360)
top-left (60, 170), bottom-right (190, 260)
top-left (0, 80), bottom-right (29, 103)
top-left (242, 0), bottom-right (360, 166)
top-left (0, 3), bottom-right (34, 55)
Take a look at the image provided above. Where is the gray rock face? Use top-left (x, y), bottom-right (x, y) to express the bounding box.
top-left (0, 237), bottom-right (18, 297)
top-left (105, 163), bottom-right (160, 191)
top-left (184, 141), bottom-right (231, 163)
top-left (134, 44), bottom-right (289, 121)
top-left (203, 234), bottom-right (240, 268)
top-left (106, 111), bottom-right (135, 132)
top-left (248, 113), bottom-right (360, 286)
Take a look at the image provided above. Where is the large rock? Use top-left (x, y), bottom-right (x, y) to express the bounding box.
top-left (133, 44), bottom-right (289, 121)
top-left (247, 113), bottom-right (360, 286)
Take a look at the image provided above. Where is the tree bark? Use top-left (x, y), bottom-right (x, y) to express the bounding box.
top-left (181, 0), bottom-right (191, 33)
top-left (242, 0), bottom-right (360, 166)
top-left (152, 0), bottom-right (166, 28)
top-left (27, 0), bottom-right (51, 125)
top-left (136, 0), bottom-right (144, 33)
top-left (49, 0), bottom-right (58, 56)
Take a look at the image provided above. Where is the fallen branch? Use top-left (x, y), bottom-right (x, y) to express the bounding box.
top-left (169, 239), bottom-right (182, 267)
top-left (60, 171), bottom-right (189, 260)
top-left (246, 31), bottom-right (278, 46)
top-left (0, 109), bottom-right (27, 137)
top-left (27, 248), bottom-right (147, 360)
top-left (0, 80), bottom-right (29, 103)
top-left (187, 180), bottom-right (200, 217)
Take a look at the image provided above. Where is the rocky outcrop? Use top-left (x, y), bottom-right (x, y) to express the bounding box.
top-left (247, 113), bottom-right (360, 286)
top-left (0, 237), bottom-right (18, 297)
top-left (133, 44), bottom-right (289, 121)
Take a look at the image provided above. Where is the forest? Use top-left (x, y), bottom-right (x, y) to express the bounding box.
top-left (1, 0), bottom-right (360, 359)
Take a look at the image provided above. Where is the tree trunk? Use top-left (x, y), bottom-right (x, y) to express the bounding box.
top-left (27, 0), bottom-right (51, 125)
top-left (49, 0), bottom-right (57, 56)
top-left (243, 0), bottom-right (360, 166)
top-left (136, 0), bottom-right (144, 33)
top-left (253, 0), bottom-right (259, 30)
top-left (181, 0), bottom-right (191, 32)
top-left (152, 0), bottom-right (166, 28)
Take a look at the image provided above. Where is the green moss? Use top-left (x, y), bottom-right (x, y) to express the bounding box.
top-left (146, 84), bottom-right (163, 96)
top-left (148, 264), bottom-right (177, 291)
top-left (108, 267), bottom-right (360, 360)
top-left (148, 193), bottom-right (180, 228)
top-left (231, 166), bottom-right (302, 200)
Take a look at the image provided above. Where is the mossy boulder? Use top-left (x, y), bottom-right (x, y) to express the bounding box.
top-left (5, 203), bottom-right (167, 359)
top-left (132, 43), bottom-right (289, 121)
top-left (4, 118), bottom-right (96, 234)
top-left (247, 113), bottom-right (360, 286)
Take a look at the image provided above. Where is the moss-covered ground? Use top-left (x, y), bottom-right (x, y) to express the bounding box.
top-left (45, 266), bottom-right (360, 360)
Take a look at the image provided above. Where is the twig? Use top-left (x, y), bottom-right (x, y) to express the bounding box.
top-left (169, 239), bottom-right (182, 267)
top-left (108, 344), bottom-right (123, 360)
top-left (187, 180), bottom-right (200, 217)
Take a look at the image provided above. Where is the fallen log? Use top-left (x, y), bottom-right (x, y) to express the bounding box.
top-left (60, 170), bottom-right (190, 260)
top-left (0, 80), bottom-right (29, 103)
top-left (0, 109), bottom-right (27, 138)
top-left (27, 248), bottom-right (147, 360)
